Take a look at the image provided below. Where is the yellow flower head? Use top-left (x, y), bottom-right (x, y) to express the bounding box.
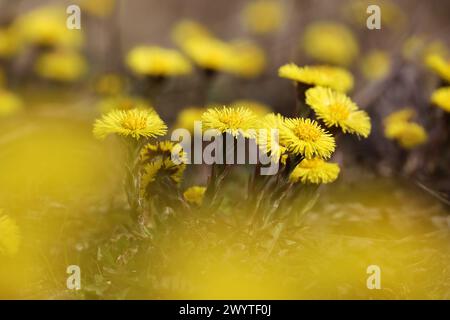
top-left (94, 73), bottom-right (126, 96)
top-left (281, 118), bottom-right (335, 159)
top-left (174, 107), bottom-right (206, 133)
top-left (302, 21), bottom-right (359, 66)
top-left (344, 0), bottom-right (406, 29)
top-left (0, 27), bottom-right (22, 58)
top-left (96, 95), bottom-right (152, 114)
top-left (360, 50), bottom-right (391, 80)
top-left (242, 0), bottom-right (283, 34)
top-left (35, 50), bottom-right (87, 82)
top-left (93, 108), bottom-right (167, 140)
top-left (431, 87), bottom-right (450, 113)
top-left (0, 89), bottom-right (23, 117)
top-left (278, 64), bottom-right (354, 92)
top-left (202, 106), bottom-right (258, 138)
top-left (425, 53), bottom-right (450, 83)
top-left (257, 113), bottom-right (289, 163)
top-left (383, 109), bottom-right (427, 149)
top-left (305, 86), bottom-right (371, 138)
top-left (126, 46), bottom-right (192, 77)
top-left (181, 36), bottom-right (234, 72)
top-left (231, 99), bottom-right (271, 117)
top-left (289, 158), bottom-right (340, 184)
top-left (171, 20), bottom-right (213, 47)
top-left (0, 214), bottom-right (20, 256)
top-left (140, 157), bottom-right (186, 196)
top-left (15, 6), bottom-right (84, 48)
top-left (228, 41), bottom-right (266, 78)
top-left (80, 0), bottom-right (116, 17)
top-left (183, 186), bottom-right (207, 206)
top-left (384, 108), bottom-right (415, 127)
top-left (140, 140), bottom-right (187, 165)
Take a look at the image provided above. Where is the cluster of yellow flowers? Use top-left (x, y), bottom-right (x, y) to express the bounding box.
top-left (0, 6), bottom-right (88, 83)
top-left (384, 108), bottom-right (428, 149)
top-left (172, 20), bottom-right (266, 78)
top-left (93, 59), bottom-right (372, 190)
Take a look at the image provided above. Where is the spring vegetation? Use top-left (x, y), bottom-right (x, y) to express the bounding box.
top-left (0, 0), bottom-right (449, 299)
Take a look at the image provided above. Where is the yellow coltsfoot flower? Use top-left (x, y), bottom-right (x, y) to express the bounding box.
top-left (257, 113), bottom-right (289, 164)
top-left (35, 50), bottom-right (87, 82)
top-left (93, 108), bottom-right (167, 140)
top-left (181, 36), bottom-right (234, 72)
top-left (0, 214), bottom-right (20, 256)
top-left (281, 118), bottom-right (335, 159)
top-left (305, 86), bottom-right (371, 138)
top-left (242, 0), bottom-right (284, 34)
top-left (183, 186), bottom-right (207, 206)
top-left (360, 50), bottom-right (391, 81)
top-left (278, 64), bottom-right (354, 93)
top-left (302, 21), bottom-right (359, 67)
top-left (140, 140), bottom-right (187, 165)
top-left (425, 53), bottom-right (450, 83)
top-left (15, 6), bottom-right (84, 48)
top-left (140, 157), bottom-right (186, 197)
top-left (289, 158), bottom-right (340, 184)
top-left (202, 106), bottom-right (258, 138)
top-left (431, 87), bottom-right (450, 112)
top-left (171, 20), bottom-right (213, 47)
top-left (227, 41), bottom-right (266, 78)
top-left (126, 46), bottom-right (192, 77)
top-left (174, 107), bottom-right (206, 133)
top-left (383, 108), bottom-right (428, 149)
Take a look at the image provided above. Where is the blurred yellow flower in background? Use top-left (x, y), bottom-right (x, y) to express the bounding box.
top-left (344, 0), bottom-right (406, 29)
top-left (35, 50), bottom-right (88, 82)
top-left (360, 50), bottom-right (391, 81)
top-left (79, 0), bottom-right (116, 18)
top-left (228, 41), bottom-right (266, 78)
top-left (96, 95), bottom-right (152, 114)
top-left (181, 37), bottom-right (235, 72)
top-left (384, 108), bottom-right (415, 125)
top-left (278, 64), bottom-right (354, 92)
top-left (0, 214), bottom-right (20, 256)
top-left (289, 158), bottom-right (340, 184)
top-left (281, 118), bottom-right (335, 159)
top-left (0, 27), bottom-right (22, 58)
top-left (183, 186), bottom-right (206, 205)
top-left (172, 20), bottom-right (213, 47)
top-left (302, 21), bottom-right (359, 66)
top-left (306, 86), bottom-right (371, 137)
top-left (425, 53), bottom-right (450, 83)
top-left (174, 107), bottom-right (206, 132)
top-left (0, 89), bottom-right (23, 117)
top-left (257, 113), bottom-right (288, 164)
top-left (15, 6), bottom-right (84, 49)
top-left (202, 106), bottom-right (258, 138)
top-left (242, 0), bottom-right (283, 34)
top-left (231, 99), bottom-right (271, 117)
top-left (384, 109), bottom-right (427, 149)
top-left (431, 87), bottom-right (450, 112)
top-left (93, 108), bottom-right (167, 140)
top-left (126, 46), bottom-right (192, 77)
top-left (94, 73), bottom-right (126, 96)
